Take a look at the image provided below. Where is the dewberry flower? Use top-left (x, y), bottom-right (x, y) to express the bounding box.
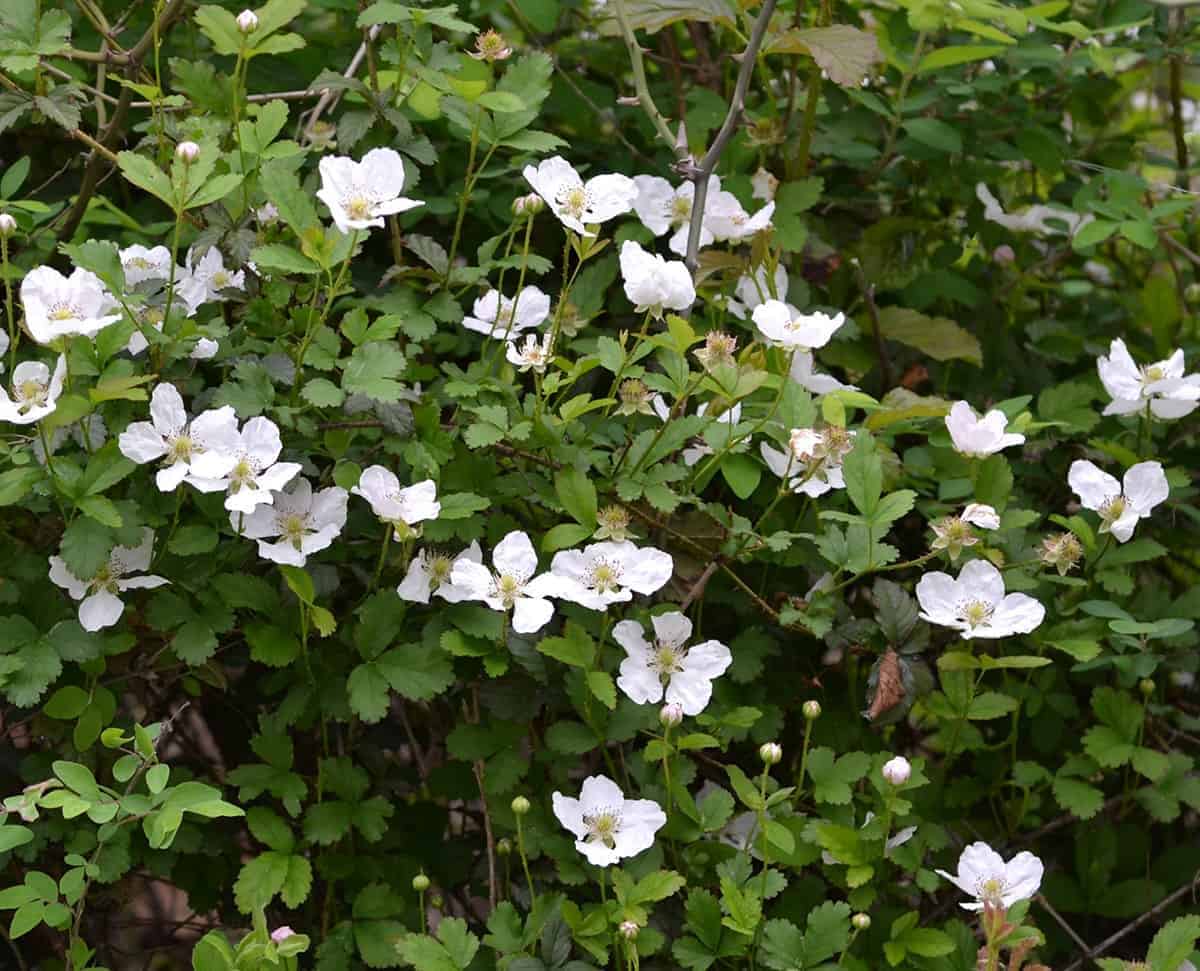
top-left (522, 156), bottom-right (637, 237)
top-left (944, 401), bottom-right (1025, 458)
top-left (546, 540), bottom-right (673, 610)
top-left (351, 467), bottom-right (440, 539)
top-left (760, 426), bottom-right (854, 498)
top-left (462, 286), bottom-right (550, 338)
top-left (317, 148), bottom-right (423, 235)
top-left (49, 528), bottom-right (169, 631)
top-left (618, 240), bottom-right (695, 316)
top-left (1068, 459), bottom-right (1168, 543)
top-left (1040, 532), bottom-right (1082, 575)
top-left (614, 611), bottom-right (731, 715)
top-left (916, 559), bottom-right (1045, 639)
top-left (450, 530), bottom-right (561, 634)
top-left (118, 383), bottom-right (240, 492)
top-left (187, 416), bottom-right (303, 514)
top-left (506, 332), bottom-right (553, 373)
top-left (752, 168), bottom-right (779, 202)
top-left (397, 542), bottom-right (482, 604)
top-left (551, 774), bottom-right (666, 867)
top-left (177, 247), bottom-right (246, 314)
top-left (752, 300), bottom-right (845, 352)
top-left (1097, 338), bottom-right (1200, 419)
top-left (0, 357), bottom-right (66, 425)
top-left (930, 503), bottom-right (999, 561)
top-left (238, 478), bottom-right (349, 567)
top-left (119, 245), bottom-right (172, 286)
top-left (631, 174), bottom-right (719, 255)
top-left (791, 350), bottom-right (856, 395)
top-left (705, 190), bottom-right (774, 242)
top-left (936, 841), bottom-right (1043, 911)
top-left (594, 505), bottom-right (633, 542)
top-left (727, 264), bottom-right (787, 320)
top-left (19, 266), bottom-right (121, 344)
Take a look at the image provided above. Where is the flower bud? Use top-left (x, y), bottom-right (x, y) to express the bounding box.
top-left (1139, 678), bottom-right (1154, 698)
top-left (270, 926), bottom-right (296, 942)
top-left (619, 920), bottom-right (640, 940)
top-left (0, 213), bottom-right (16, 237)
top-left (497, 837), bottom-right (512, 856)
top-left (660, 702), bottom-right (684, 727)
top-left (236, 8), bottom-right (259, 32)
top-left (412, 873), bottom-right (430, 892)
top-left (512, 193), bottom-right (545, 217)
top-left (882, 755), bottom-right (911, 786)
top-left (802, 700), bottom-right (822, 721)
top-left (759, 742), bottom-right (782, 765)
top-left (851, 912), bottom-right (871, 930)
top-left (992, 244), bottom-right (1016, 265)
top-left (511, 795), bottom-right (531, 815)
top-left (175, 140), bottom-right (200, 163)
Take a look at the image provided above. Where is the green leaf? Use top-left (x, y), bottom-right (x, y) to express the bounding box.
top-left (555, 466), bottom-right (598, 529)
top-left (918, 44), bottom-right (1008, 72)
top-left (116, 151), bottom-right (175, 210)
top-left (537, 623), bottom-right (594, 668)
top-left (251, 242), bottom-right (321, 275)
top-left (842, 433), bottom-right (881, 518)
top-left (877, 307), bottom-right (982, 365)
top-left (376, 643), bottom-right (455, 700)
top-left (903, 118), bottom-right (963, 153)
top-left (43, 685), bottom-right (90, 719)
top-left (1146, 916), bottom-right (1200, 971)
top-left (59, 517), bottom-right (114, 579)
top-left (772, 177), bottom-right (823, 251)
top-left (768, 25), bottom-right (881, 87)
top-left (586, 670), bottom-right (616, 710)
top-left (806, 747), bottom-right (871, 804)
top-left (343, 343), bottom-right (408, 402)
top-left (1071, 219), bottom-right (1118, 251)
top-left (245, 623), bottom-right (300, 667)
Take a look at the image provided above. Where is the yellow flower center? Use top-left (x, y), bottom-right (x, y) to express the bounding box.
top-left (168, 434), bottom-right (195, 463)
top-left (1100, 495), bottom-right (1126, 525)
top-left (280, 515), bottom-right (308, 547)
top-left (48, 304), bottom-right (78, 321)
top-left (669, 196), bottom-right (692, 224)
top-left (652, 644), bottom-right (684, 681)
top-left (428, 554), bottom-right (453, 587)
top-left (582, 810), bottom-right (621, 849)
top-left (17, 380), bottom-right (46, 404)
top-left (346, 196), bottom-right (372, 220)
top-left (589, 559), bottom-right (621, 593)
top-left (960, 600), bottom-right (993, 629)
top-left (558, 186), bottom-right (589, 220)
top-left (978, 877), bottom-right (1005, 905)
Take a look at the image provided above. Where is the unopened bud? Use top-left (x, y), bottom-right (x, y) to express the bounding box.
top-left (0, 213), bottom-right (15, 237)
top-left (236, 8), bottom-right (259, 32)
top-left (1139, 678), bottom-right (1154, 698)
top-left (620, 920), bottom-right (640, 940)
top-left (270, 926), bottom-right (296, 942)
top-left (512, 193), bottom-right (545, 217)
top-left (497, 837), bottom-right (512, 856)
top-left (412, 873), bottom-right (430, 892)
top-left (1185, 282), bottom-right (1200, 305)
top-left (852, 912), bottom-right (871, 930)
top-left (511, 795), bottom-right (531, 815)
top-left (759, 742), bottom-right (782, 765)
top-left (175, 140), bottom-right (200, 163)
top-left (660, 702), bottom-right (684, 727)
top-left (802, 700), bottom-right (822, 721)
top-left (992, 244), bottom-right (1016, 266)
top-left (882, 755), bottom-right (911, 786)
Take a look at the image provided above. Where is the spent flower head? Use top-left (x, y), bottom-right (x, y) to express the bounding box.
top-left (470, 29), bottom-right (512, 61)
top-left (1040, 532), bottom-right (1083, 575)
top-left (594, 505), bottom-right (633, 542)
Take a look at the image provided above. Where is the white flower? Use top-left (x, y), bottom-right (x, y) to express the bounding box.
top-left (631, 175), bottom-right (718, 256)
top-left (118, 383), bottom-right (240, 492)
top-left (450, 530), bottom-right (561, 634)
top-left (915, 559), bottom-right (1045, 640)
top-left (551, 774), bottom-right (666, 867)
top-left (1068, 459), bottom-right (1168, 543)
top-left (618, 241), bottom-right (695, 316)
top-left (49, 528), bottom-right (169, 632)
top-left (317, 148), bottom-right (423, 235)
top-left (546, 540), bottom-right (673, 611)
top-left (522, 156), bottom-right (637, 237)
top-left (961, 503), bottom-right (1000, 530)
top-left (760, 426), bottom-right (854, 498)
top-left (751, 168), bottom-right (779, 202)
top-left (651, 397), bottom-right (741, 466)
top-left (936, 841), bottom-right (1043, 911)
top-left (187, 416), bottom-right (302, 513)
top-left (119, 245), bottom-right (172, 285)
top-left (462, 286), bottom-right (550, 338)
top-left (397, 542), bottom-right (482, 604)
top-left (177, 247), bottom-right (246, 314)
top-left (727, 265), bottom-right (788, 320)
top-left (614, 612), bottom-right (731, 715)
top-left (882, 756), bottom-right (911, 785)
top-left (752, 300), bottom-right (845, 352)
top-left (19, 266), bottom-right (121, 344)
top-left (506, 333), bottom-right (553, 373)
top-left (945, 401), bottom-right (1025, 457)
top-left (705, 190), bottom-right (774, 242)
top-left (351, 467), bottom-right (440, 538)
top-left (238, 478), bottom-right (349, 567)
top-left (1097, 338), bottom-right (1200, 420)
top-left (791, 350), bottom-right (856, 395)
top-left (0, 357), bottom-right (66, 425)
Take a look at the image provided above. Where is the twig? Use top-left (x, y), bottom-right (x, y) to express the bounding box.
top-left (852, 258), bottom-right (893, 391)
top-left (41, 63), bottom-right (120, 104)
top-left (1167, 9), bottom-right (1189, 190)
top-left (1034, 894), bottom-right (1089, 958)
top-left (302, 25), bottom-right (382, 139)
top-left (472, 762), bottom-right (498, 911)
top-left (680, 562), bottom-right (719, 610)
top-left (70, 128), bottom-right (119, 162)
top-left (680, 0), bottom-right (780, 273)
top-left (1061, 875), bottom-right (1200, 971)
top-left (1161, 231), bottom-right (1200, 268)
top-left (610, 0), bottom-right (681, 153)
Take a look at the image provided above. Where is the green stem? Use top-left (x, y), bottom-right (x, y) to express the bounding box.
top-left (514, 813), bottom-right (535, 905)
top-left (445, 111), bottom-right (483, 281)
top-left (1, 233), bottom-right (15, 373)
top-left (371, 525), bottom-right (390, 591)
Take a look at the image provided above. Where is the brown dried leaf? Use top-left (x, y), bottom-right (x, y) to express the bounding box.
top-left (866, 648), bottom-right (905, 721)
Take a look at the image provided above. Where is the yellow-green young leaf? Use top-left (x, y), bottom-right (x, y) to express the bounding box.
top-left (918, 44), bottom-right (1008, 73)
top-left (876, 307), bottom-right (983, 366)
top-left (587, 670), bottom-right (616, 710)
top-left (597, 0), bottom-right (737, 35)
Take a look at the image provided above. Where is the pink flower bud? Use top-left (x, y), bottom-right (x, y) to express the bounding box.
top-left (882, 755), bottom-right (911, 786)
top-left (175, 141), bottom-right (200, 163)
top-left (237, 9), bottom-right (259, 32)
